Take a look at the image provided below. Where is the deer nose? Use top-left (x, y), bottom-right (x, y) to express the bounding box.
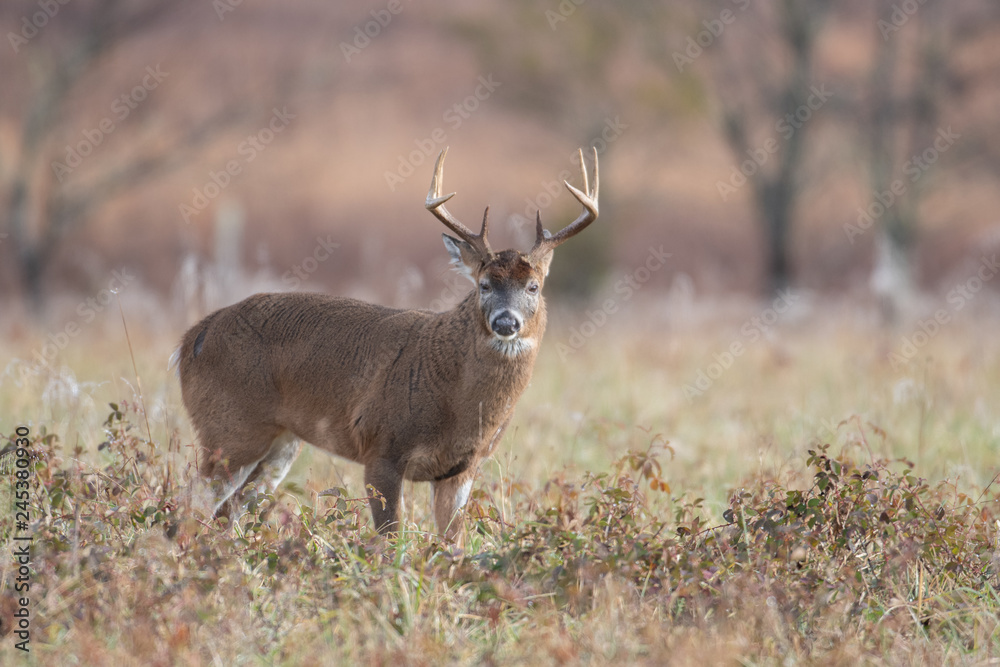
top-left (491, 311), bottom-right (521, 337)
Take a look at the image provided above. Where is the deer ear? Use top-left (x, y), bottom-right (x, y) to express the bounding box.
top-left (533, 247), bottom-right (555, 277)
top-left (442, 234), bottom-right (479, 283)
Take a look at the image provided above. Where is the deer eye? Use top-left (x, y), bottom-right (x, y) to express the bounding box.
top-left (479, 280), bottom-right (491, 293)
top-left (527, 282), bottom-right (539, 295)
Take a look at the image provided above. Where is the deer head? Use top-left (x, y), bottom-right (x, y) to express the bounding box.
top-left (426, 147), bottom-right (599, 357)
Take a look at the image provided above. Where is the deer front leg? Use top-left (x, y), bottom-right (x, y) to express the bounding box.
top-left (364, 459), bottom-right (403, 534)
top-left (432, 470), bottom-right (476, 540)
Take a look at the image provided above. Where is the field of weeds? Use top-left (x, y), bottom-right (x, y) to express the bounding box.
top-left (1, 297), bottom-right (999, 665)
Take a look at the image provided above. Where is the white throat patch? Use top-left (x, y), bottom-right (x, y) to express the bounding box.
top-left (489, 336), bottom-right (534, 358)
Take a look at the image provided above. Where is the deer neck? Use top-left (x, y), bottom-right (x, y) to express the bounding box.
top-left (443, 292), bottom-right (543, 411)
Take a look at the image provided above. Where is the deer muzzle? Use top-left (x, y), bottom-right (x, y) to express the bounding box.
top-left (490, 310), bottom-right (522, 338)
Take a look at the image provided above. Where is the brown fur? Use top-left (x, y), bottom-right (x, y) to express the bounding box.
top-left (178, 283), bottom-right (544, 535)
top-left (486, 251), bottom-right (535, 282)
top-left (176, 148), bottom-right (597, 537)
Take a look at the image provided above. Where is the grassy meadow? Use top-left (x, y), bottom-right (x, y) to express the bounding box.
top-left (1, 293), bottom-right (999, 665)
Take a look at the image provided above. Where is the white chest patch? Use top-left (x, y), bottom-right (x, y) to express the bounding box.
top-left (454, 479), bottom-right (473, 511)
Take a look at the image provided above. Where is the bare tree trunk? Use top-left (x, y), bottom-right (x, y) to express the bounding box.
top-left (763, 185), bottom-right (792, 294)
top-left (864, 1), bottom-right (950, 322)
top-left (717, 0), bottom-right (827, 295)
top-left (1, 0), bottom-right (253, 314)
top-left (8, 182), bottom-right (39, 311)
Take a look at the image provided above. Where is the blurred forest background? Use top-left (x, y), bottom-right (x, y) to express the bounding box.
top-left (6, 4), bottom-right (1000, 662)
top-left (2, 0), bottom-right (999, 322)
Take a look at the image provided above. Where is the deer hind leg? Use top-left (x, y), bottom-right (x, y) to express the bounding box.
top-left (204, 461), bottom-right (256, 520)
top-left (432, 469), bottom-right (476, 541)
top-left (196, 424), bottom-right (283, 520)
top-left (245, 432), bottom-right (301, 496)
top-left (217, 432), bottom-right (301, 520)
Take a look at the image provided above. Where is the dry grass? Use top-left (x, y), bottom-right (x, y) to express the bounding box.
top-left (1, 294), bottom-right (999, 665)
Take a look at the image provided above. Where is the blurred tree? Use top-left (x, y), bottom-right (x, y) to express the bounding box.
top-left (707, 0), bottom-right (998, 299)
top-left (1, 0), bottom-right (257, 313)
top-left (858, 1), bottom-right (967, 321)
top-left (710, 0), bottom-right (831, 295)
top-left (631, 0), bottom-right (832, 295)
top-left (603, 0), bottom-right (1000, 295)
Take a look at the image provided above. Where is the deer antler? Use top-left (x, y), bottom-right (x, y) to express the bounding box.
top-left (426, 148), bottom-right (492, 258)
top-left (530, 148), bottom-right (599, 258)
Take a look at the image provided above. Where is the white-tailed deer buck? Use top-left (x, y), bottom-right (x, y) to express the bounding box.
top-left (175, 148), bottom-right (599, 537)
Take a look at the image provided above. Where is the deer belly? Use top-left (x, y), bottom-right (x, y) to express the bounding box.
top-left (294, 417), bottom-right (362, 463)
top-left (403, 446), bottom-right (473, 482)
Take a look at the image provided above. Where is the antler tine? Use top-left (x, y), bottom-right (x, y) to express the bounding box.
top-left (531, 147), bottom-right (599, 256)
top-left (480, 206), bottom-right (491, 243)
top-left (425, 148), bottom-right (492, 257)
